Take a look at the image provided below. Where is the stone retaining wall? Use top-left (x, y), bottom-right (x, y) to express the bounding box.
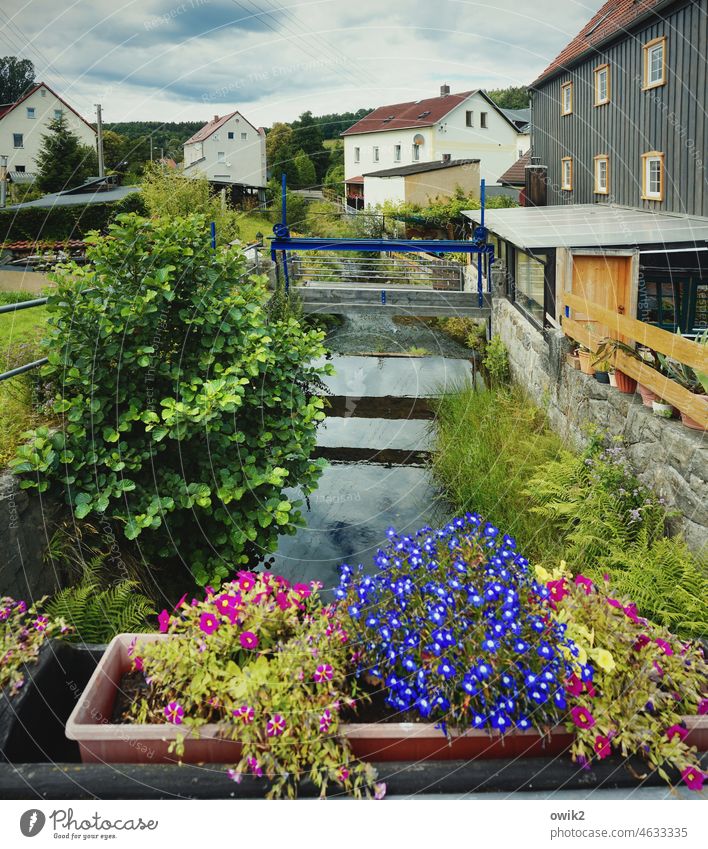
top-left (492, 297), bottom-right (707, 556)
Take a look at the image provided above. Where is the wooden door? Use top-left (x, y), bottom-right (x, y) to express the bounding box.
top-left (571, 254), bottom-right (633, 341)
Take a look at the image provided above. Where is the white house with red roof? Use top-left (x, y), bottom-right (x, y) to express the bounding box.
top-left (0, 82), bottom-right (96, 178)
top-left (342, 85), bottom-right (530, 206)
top-left (183, 112), bottom-right (266, 188)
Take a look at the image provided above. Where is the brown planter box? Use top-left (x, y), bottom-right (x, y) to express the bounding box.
top-left (66, 634), bottom-right (708, 765)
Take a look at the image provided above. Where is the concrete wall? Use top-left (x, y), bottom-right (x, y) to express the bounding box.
top-left (0, 268), bottom-right (53, 294)
top-left (492, 296), bottom-right (707, 556)
top-left (404, 162), bottom-right (480, 206)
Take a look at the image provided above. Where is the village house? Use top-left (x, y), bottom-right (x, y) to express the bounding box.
top-left (342, 86), bottom-right (529, 209)
top-left (0, 82), bottom-right (96, 180)
top-left (183, 111), bottom-right (267, 202)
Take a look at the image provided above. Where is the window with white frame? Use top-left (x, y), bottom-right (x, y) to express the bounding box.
top-left (217, 151), bottom-right (225, 163)
top-left (561, 157), bottom-right (573, 190)
top-left (643, 37), bottom-right (666, 88)
top-left (26, 107), bottom-right (35, 119)
top-left (228, 132), bottom-right (234, 139)
top-left (13, 133), bottom-right (23, 148)
top-left (642, 151), bottom-right (664, 200)
top-left (373, 146), bottom-right (379, 162)
top-left (241, 132), bottom-right (247, 140)
top-left (594, 155), bottom-right (609, 194)
top-left (594, 64), bottom-right (610, 105)
top-left (394, 144), bottom-right (401, 162)
top-left (412, 143), bottom-right (420, 161)
top-left (561, 81), bottom-right (573, 115)
top-left (354, 146), bottom-right (360, 163)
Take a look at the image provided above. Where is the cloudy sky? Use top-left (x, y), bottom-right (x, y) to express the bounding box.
top-left (2, 0), bottom-right (603, 127)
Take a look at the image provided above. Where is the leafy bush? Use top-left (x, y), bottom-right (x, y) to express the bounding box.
top-left (482, 336), bottom-right (511, 388)
top-left (0, 192), bottom-right (145, 243)
top-left (539, 564), bottom-right (707, 792)
top-left (130, 573), bottom-right (380, 799)
top-left (338, 514), bottom-right (581, 735)
top-left (11, 213), bottom-right (331, 585)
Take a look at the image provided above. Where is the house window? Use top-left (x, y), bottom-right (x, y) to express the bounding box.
top-left (412, 143), bottom-right (420, 161)
top-left (373, 146), bottom-right (379, 162)
top-left (561, 156), bottom-right (573, 190)
top-left (561, 81), bottom-right (573, 115)
top-left (639, 274), bottom-right (707, 333)
top-left (480, 112), bottom-right (488, 128)
top-left (394, 144), bottom-right (401, 162)
top-left (594, 155), bottom-right (609, 194)
top-left (40, 88), bottom-right (46, 96)
top-left (26, 107), bottom-right (35, 119)
top-left (354, 146), bottom-right (360, 163)
top-left (228, 132), bottom-right (234, 139)
top-left (241, 132), bottom-right (247, 140)
top-left (54, 109), bottom-right (62, 119)
top-left (642, 151), bottom-right (664, 200)
top-left (594, 64), bottom-right (610, 105)
top-left (217, 151), bottom-right (225, 163)
top-left (643, 37), bottom-right (667, 89)
top-left (515, 250), bottom-right (547, 325)
top-left (465, 110), bottom-right (473, 127)
top-left (16, 165), bottom-right (25, 172)
top-left (13, 133), bottom-right (23, 148)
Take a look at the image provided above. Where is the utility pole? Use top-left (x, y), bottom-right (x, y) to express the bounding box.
top-left (150, 136), bottom-right (153, 162)
top-left (95, 104), bottom-right (105, 177)
top-left (0, 155), bottom-right (7, 209)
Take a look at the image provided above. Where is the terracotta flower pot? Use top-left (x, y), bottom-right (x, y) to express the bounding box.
top-left (578, 350), bottom-right (594, 375)
top-left (614, 369), bottom-right (637, 394)
top-left (637, 383), bottom-right (659, 407)
top-left (66, 635), bottom-right (708, 766)
top-left (566, 353), bottom-right (581, 370)
top-left (680, 394), bottom-right (708, 431)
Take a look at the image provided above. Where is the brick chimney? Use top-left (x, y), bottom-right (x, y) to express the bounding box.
top-left (213, 114), bottom-right (219, 122)
top-left (440, 84), bottom-right (450, 96)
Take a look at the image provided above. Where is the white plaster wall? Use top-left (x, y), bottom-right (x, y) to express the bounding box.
top-left (344, 127), bottom-right (434, 181)
top-left (363, 175), bottom-right (406, 207)
top-left (184, 112), bottom-right (266, 187)
top-left (0, 85), bottom-right (96, 173)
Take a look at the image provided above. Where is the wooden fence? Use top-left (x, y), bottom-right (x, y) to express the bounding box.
top-left (561, 291), bottom-right (708, 429)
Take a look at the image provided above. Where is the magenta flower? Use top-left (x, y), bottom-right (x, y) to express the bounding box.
top-left (158, 609), bottom-right (171, 633)
top-left (319, 709), bottom-right (333, 732)
top-left (214, 594), bottom-right (239, 616)
top-left (133, 656), bottom-right (144, 672)
top-left (570, 706), bottom-right (595, 729)
top-left (226, 768), bottom-right (243, 784)
top-left (633, 633), bottom-right (650, 652)
top-left (238, 573), bottom-right (256, 592)
top-left (247, 757), bottom-right (263, 777)
top-left (374, 782), bottom-right (387, 800)
top-left (574, 575), bottom-right (593, 595)
top-left (666, 724), bottom-right (689, 742)
top-left (338, 767), bottom-right (350, 782)
top-left (173, 593), bottom-right (188, 612)
top-left (33, 616), bottom-right (49, 632)
top-left (164, 701), bottom-right (184, 725)
top-left (310, 580), bottom-right (323, 591)
top-left (681, 766), bottom-right (704, 792)
top-left (293, 582), bottom-right (311, 599)
top-left (593, 735), bottom-right (612, 759)
top-left (239, 631), bottom-right (259, 650)
top-left (606, 597), bottom-right (622, 609)
top-left (623, 603), bottom-right (640, 622)
top-left (698, 699), bottom-right (708, 716)
top-left (199, 612), bottom-right (220, 635)
top-left (565, 674), bottom-right (584, 697)
top-left (313, 663), bottom-right (334, 683)
top-left (655, 638), bottom-right (674, 656)
top-left (266, 714), bottom-right (286, 737)
top-left (546, 579), bottom-right (568, 603)
top-left (233, 705), bottom-right (255, 724)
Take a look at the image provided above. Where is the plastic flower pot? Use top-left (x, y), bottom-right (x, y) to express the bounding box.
top-left (652, 400), bottom-right (675, 419)
top-left (69, 634), bottom-right (677, 766)
top-left (608, 371), bottom-right (617, 388)
top-left (680, 394), bottom-right (708, 431)
top-left (614, 369), bottom-right (637, 394)
top-left (638, 383), bottom-right (659, 407)
top-left (577, 350), bottom-right (594, 375)
top-left (593, 371), bottom-right (610, 384)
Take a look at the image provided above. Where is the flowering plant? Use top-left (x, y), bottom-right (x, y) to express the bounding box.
top-left (338, 514), bottom-right (583, 736)
top-left (129, 572), bottom-right (379, 799)
top-left (1, 596), bottom-right (69, 698)
top-left (539, 564), bottom-right (707, 792)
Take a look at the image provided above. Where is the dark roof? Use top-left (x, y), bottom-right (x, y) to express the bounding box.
top-left (0, 82), bottom-right (95, 131)
top-left (532, 0), bottom-right (668, 86)
top-left (9, 185), bottom-right (140, 210)
top-left (500, 108), bottom-right (531, 131)
top-left (498, 152), bottom-right (531, 187)
top-left (342, 91), bottom-right (474, 136)
top-left (363, 158), bottom-right (479, 178)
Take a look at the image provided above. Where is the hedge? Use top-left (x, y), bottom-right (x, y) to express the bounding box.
top-left (0, 192), bottom-right (147, 244)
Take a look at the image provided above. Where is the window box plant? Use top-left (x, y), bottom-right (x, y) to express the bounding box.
top-left (592, 338), bottom-right (640, 394)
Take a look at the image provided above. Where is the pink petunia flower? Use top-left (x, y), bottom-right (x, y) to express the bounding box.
top-left (681, 767), bottom-right (704, 792)
top-left (374, 782), bottom-right (387, 800)
top-left (226, 768), bottom-right (243, 784)
top-left (214, 594), bottom-right (239, 616)
top-left (164, 701), bottom-right (184, 725)
top-left (233, 705), bottom-right (255, 724)
top-left (199, 612), bottom-right (220, 636)
top-left (698, 699), bottom-right (708, 716)
top-left (33, 616), bottom-right (49, 632)
top-left (666, 724), bottom-right (689, 742)
top-left (247, 757), bottom-right (263, 777)
top-left (565, 674), bottom-right (584, 697)
top-left (239, 631), bottom-right (259, 650)
top-left (313, 663), bottom-right (334, 683)
top-left (133, 656), bottom-right (144, 672)
top-left (275, 592), bottom-right (291, 611)
top-left (570, 706), bottom-right (596, 729)
top-left (593, 735), bottom-right (612, 759)
top-left (623, 603), bottom-right (640, 623)
top-left (606, 597), bottom-right (622, 609)
top-left (574, 575), bottom-right (593, 595)
top-left (173, 593), bottom-right (188, 612)
top-left (266, 714), bottom-right (286, 737)
top-left (655, 638), bottom-right (674, 656)
top-left (158, 609), bottom-right (171, 633)
top-left (632, 634), bottom-right (650, 652)
top-left (238, 573), bottom-right (256, 593)
top-left (319, 709), bottom-right (333, 732)
top-left (293, 582), bottom-right (311, 599)
top-left (338, 767), bottom-right (350, 783)
top-left (547, 579), bottom-right (568, 603)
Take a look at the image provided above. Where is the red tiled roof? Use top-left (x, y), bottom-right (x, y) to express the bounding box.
top-left (342, 91), bottom-right (474, 136)
top-left (532, 0), bottom-right (666, 86)
top-left (185, 112), bottom-right (238, 144)
top-left (499, 152), bottom-right (531, 186)
top-left (0, 82), bottom-right (95, 130)
top-left (345, 175), bottom-right (364, 184)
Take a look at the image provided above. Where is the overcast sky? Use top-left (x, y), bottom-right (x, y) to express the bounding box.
top-left (1, 0), bottom-right (604, 128)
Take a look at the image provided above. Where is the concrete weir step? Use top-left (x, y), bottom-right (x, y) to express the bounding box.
top-left (299, 286), bottom-right (491, 317)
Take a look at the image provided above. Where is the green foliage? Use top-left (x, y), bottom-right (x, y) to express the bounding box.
top-left (486, 86), bottom-right (530, 110)
top-left (542, 565), bottom-right (707, 788)
top-left (11, 213), bottom-right (331, 585)
top-left (0, 56), bottom-right (35, 104)
top-left (380, 190), bottom-right (517, 229)
top-left (482, 336), bottom-right (511, 388)
top-left (35, 114), bottom-right (98, 193)
top-left (323, 163), bottom-right (344, 199)
top-left (294, 149), bottom-right (316, 187)
top-left (140, 163), bottom-right (240, 244)
top-left (265, 122), bottom-right (299, 186)
top-left (130, 575), bottom-right (379, 799)
top-left (0, 191), bottom-right (145, 243)
top-left (657, 329), bottom-right (708, 394)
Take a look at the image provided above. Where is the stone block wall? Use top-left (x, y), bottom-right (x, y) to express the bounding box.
top-left (492, 297), bottom-right (707, 556)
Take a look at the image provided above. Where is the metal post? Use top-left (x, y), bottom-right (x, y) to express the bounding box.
top-left (95, 104), bottom-right (105, 178)
top-left (0, 155), bottom-right (7, 209)
top-left (210, 221), bottom-right (216, 250)
top-left (480, 178), bottom-right (486, 228)
top-left (281, 172), bottom-right (287, 226)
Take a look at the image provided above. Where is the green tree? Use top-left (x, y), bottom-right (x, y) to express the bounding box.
top-left (35, 114), bottom-right (98, 193)
top-left (486, 86), bottom-right (530, 109)
top-left (101, 130), bottom-right (130, 171)
top-left (0, 56), bottom-right (35, 104)
top-left (294, 149), bottom-right (316, 188)
top-left (323, 163), bottom-right (344, 199)
top-left (266, 122), bottom-right (298, 186)
top-left (291, 111), bottom-right (327, 180)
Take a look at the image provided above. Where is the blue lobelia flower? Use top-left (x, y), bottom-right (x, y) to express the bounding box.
top-left (437, 658), bottom-right (456, 679)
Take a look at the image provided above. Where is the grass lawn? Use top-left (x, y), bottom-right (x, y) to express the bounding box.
top-left (235, 212), bottom-right (273, 245)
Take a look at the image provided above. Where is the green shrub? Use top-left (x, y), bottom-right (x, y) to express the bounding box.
top-left (482, 336), bottom-right (511, 388)
top-left (11, 213), bottom-right (331, 585)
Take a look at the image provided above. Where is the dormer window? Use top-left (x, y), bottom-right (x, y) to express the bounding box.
top-left (561, 81), bottom-right (573, 115)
